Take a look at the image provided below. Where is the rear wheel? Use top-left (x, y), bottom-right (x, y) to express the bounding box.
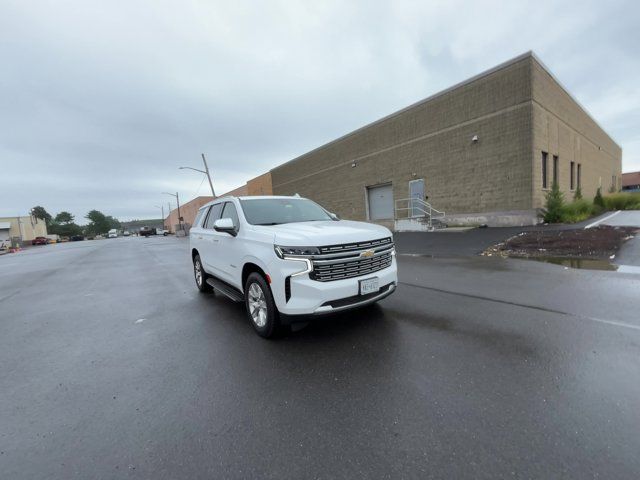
top-left (244, 272), bottom-right (281, 338)
top-left (193, 254), bottom-right (212, 293)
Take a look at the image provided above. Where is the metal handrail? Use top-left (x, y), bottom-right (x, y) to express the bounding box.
top-left (394, 197), bottom-right (445, 229)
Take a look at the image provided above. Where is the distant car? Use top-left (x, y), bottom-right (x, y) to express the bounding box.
top-left (108, 229), bottom-right (118, 238)
top-left (139, 226), bottom-right (155, 237)
top-left (123, 231), bottom-right (130, 236)
top-left (31, 236), bottom-right (48, 245)
top-left (70, 235), bottom-right (85, 241)
top-left (46, 234), bottom-right (60, 243)
top-left (156, 229), bottom-right (169, 236)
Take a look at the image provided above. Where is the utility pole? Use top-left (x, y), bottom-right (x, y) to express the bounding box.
top-left (162, 192), bottom-right (183, 233)
top-left (201, 153), bottom-right (215, 197)
top-left (179, 154), bottom-right (216, 197)
top-left (155, 205), bottom-right (165, 230)
top-left (176, 192), bottom-right (183, 232)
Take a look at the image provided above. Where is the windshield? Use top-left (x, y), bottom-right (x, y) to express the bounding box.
top-left (240, 198), bottom-right (333, 225)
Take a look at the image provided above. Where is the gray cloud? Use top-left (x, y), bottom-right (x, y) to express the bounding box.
top-left (1, 0), bottom-right (638, 221)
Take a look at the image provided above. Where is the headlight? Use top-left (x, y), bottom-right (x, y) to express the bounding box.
top-left (274, 245), bottom-right (320, 258)
top-left (274, 245), bottom-right (317, 277)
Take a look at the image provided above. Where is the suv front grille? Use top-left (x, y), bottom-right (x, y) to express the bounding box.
top-left (309, 237), bottom-right (394, 282)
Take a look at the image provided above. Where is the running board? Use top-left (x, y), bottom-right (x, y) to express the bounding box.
top-left (205, 278), bottom-right (244, 303)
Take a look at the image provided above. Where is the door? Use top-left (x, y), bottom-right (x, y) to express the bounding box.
top-left (409, 178), bottom-right (425, 217)
top-left (367, 184), bottom-right (394, 220)
top-left (216, 201), bottom-right (242, 287)
top-left (200, 203), bottom-right (224, 274)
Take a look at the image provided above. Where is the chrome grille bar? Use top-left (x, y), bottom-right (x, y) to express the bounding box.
top-left (309, 237), bottom-right (394, 282)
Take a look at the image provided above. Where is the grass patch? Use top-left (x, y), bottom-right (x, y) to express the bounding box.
top-left (543, 188), bottom-right (639, 224)
top-left (603, 192), bottom-right (640, 210)
top-left (560, 199), bottom-right (601, 223)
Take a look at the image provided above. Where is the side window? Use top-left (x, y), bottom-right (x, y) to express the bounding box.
top-left (204, 204), bottom-right (223, 229)
top-left (193, 208), bottom-right (207, 228)
top-left (221, 202), bottom-right (240, 230)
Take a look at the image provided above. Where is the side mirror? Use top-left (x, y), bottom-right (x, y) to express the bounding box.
top-left (213, 218), bottom-right (237, 236)
top-left (329, 212), bottom-right (340, 221)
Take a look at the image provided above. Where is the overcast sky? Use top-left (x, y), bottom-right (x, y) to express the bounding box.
top-left (1, 0), bottom-right (638, 222)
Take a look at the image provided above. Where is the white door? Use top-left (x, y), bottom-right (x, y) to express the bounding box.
top-left (367, 184), bottom-right (394, 220)
top-left (200, 203), bottom-right (224, 275)
top-left (215, 201), bottom-right (243, 287)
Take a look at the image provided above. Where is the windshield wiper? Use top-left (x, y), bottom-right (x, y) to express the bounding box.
top-left (255, 222), bottom-right (281, 226)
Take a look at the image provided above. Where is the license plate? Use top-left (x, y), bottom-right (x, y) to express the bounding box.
top-left (359, 277), bottom-right (379, 295)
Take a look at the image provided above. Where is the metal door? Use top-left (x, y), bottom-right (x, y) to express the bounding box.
top-left (409, 179), bottom-right (425, 217)
top-left (367, 184), bottom-right (394, 220)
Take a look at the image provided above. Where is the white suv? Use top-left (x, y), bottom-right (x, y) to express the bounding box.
top-left (189, 196), bottom-right (397, 337)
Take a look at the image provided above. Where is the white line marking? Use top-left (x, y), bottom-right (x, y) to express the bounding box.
top-left (134, 318), bottom-right (146, 324)
top-left (585, 210), bottom-right (621, 229)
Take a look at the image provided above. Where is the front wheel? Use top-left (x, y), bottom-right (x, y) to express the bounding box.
top-left (244, 273), bottom-right (281, 338)
top-left (193, 255), bottom-right (212, 293)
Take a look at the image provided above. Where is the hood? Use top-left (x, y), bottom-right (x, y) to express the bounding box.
top-left (251, 220), bottom-right (392, 246)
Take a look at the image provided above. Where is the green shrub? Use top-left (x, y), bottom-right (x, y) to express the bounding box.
top-left (573, 186), bottom-right (582, 201)
top-left (603, 192), bottom-right (640, 210)
top-left (543, 182), bottom-right (564, 223)
top-left (593, 187), bottom-right (605, 209)
top-left (560, 199), bottom-right (593, 223)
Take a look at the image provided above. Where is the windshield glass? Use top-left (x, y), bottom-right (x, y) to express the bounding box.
top-left (240, 198), bottom-right (333, 225)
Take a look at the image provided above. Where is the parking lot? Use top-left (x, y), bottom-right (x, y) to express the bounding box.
top-left (1, 235), bottom-right (640, 479)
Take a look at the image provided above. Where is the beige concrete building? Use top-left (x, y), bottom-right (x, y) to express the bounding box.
top-left (270, 52), bottom-right (621, 226)
top-left (0, 216), bottom-right (48, 246)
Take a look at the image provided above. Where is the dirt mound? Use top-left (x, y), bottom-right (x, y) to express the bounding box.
top-left (483, 225), bottom-right (637, 259)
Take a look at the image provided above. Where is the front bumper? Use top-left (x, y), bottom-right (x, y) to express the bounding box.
top-left (267, 256), bottom-right (398, 316)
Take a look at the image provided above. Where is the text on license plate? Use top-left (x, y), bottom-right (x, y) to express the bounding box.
top-left (359, 277), bottom-right (379, 295)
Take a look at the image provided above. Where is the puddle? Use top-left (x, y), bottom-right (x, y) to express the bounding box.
top-left (617, 265), bottom-right (640, 274)
top-left (512, 256), bottom-right (618, 271)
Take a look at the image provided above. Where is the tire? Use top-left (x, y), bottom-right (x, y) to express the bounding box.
top-left (193, 254), bottom-right (212, 293)
top-left (244, 272), bottom-right (281, 338)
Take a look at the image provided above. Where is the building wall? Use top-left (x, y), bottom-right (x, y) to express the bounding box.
top-left (271, 55), bottom-right (534, 221)
top-left (247, 172), bottom-right (273, 196)
top-left (0, 216), bottom-right (48, 242)
top-left (530, 57), bottom-right (622, 208)
top-left (621, 171), bottom-right (640, 192)
top-left (270, 53), bottom-right (621, 224)
top-left (219, 184), bottom-right (249, 198)
top-left (165, 196), bottom-right (213, 231)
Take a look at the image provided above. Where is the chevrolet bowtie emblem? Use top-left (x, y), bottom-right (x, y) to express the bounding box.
top-left (360, 249), bottom-right (375, 258)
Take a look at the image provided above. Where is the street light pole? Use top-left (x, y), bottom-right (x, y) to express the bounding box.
top-left (178, 154), bottom-right (216, 197)
top-left (201, 153), bottom-right (215, 197)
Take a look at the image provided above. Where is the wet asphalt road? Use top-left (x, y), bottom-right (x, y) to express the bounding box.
top-left (1, 236), bottom-right (640, 479)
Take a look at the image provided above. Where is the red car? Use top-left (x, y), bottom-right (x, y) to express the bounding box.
top-left (31, 236), bottom-right (48, 245)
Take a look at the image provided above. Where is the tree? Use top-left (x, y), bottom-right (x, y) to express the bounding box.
top-left (54, 211), bottom-right (74, 224)
top-left (31, 206), bottom-right (52, 225)
top-left (594, 187), bottom-right (605, 209)
top-left (543, 182), bottom-right (564, 223)
top-left (106, 216), bottom-right (121, 230)
top-left (50, 222), bottom-right (83, 237)
top-left (573, 186), bottom-right (582, 201)
top-left (85, 210), bottom-right (111, 235)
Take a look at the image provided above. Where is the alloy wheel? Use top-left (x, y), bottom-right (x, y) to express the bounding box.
top-left (248, 283), bottom-right (268, 327)
top-left (194, 259), bottom-right (203, 286)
